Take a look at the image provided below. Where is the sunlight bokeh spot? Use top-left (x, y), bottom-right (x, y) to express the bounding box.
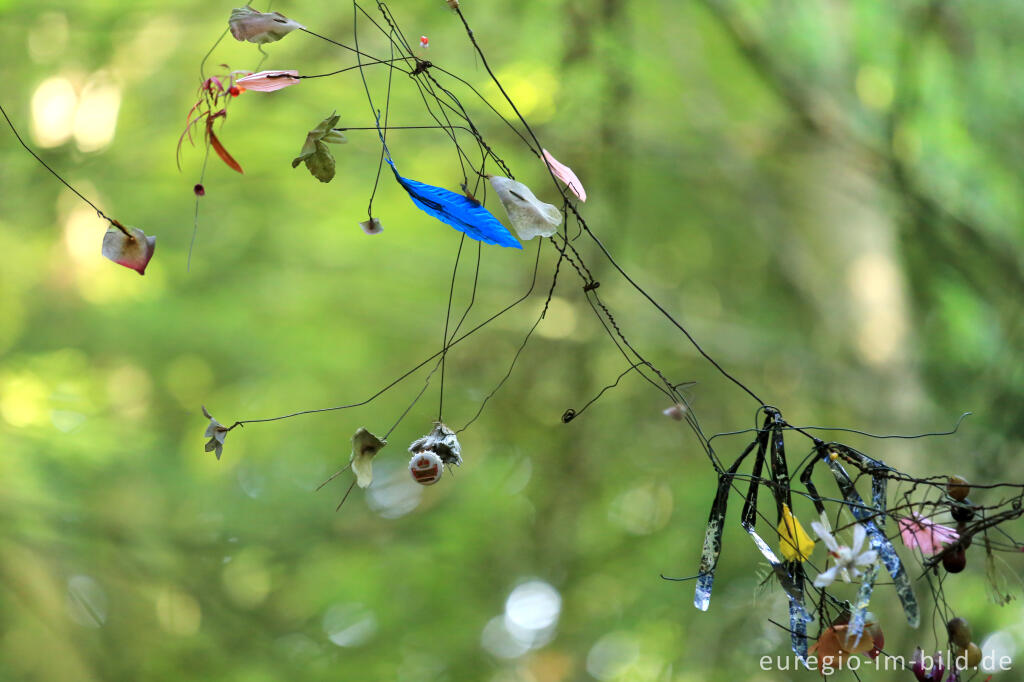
top-left (0, 372), bottom-right (49, 427)
top-left (222, 548), bottom-right (272, 609)
top-left (608, 481), bottom-right (673, 535)
top-left (156, 587), bottom-right (202, 636)
top-left (847, 252), bottom-right (907, 366)
top-left (74, 76), bottom-right (121, 153)
top-left (323, 603), bottom-right (378, 647)
top-left (27, 12), bottom-right (69, 62)
top-left (107, 363), bottom-right (153, 419)
top-left (484, 65), bottom-right (558, 123)
top-left (585, 631), bottom-right (639, 681)
top-left (31, 76), bottom-right (77, 147)
top-left (163, 354), bottom-right (214, 410)
top-left (367, 462), bottom-right (423, 518)
top-left (481, 615), bottom-right (532, 660)
top-left (855, 65), bottom-right (894, 111)
top-left (505, 580), bottom-right (561, 632)
top-left (536, 297), bottom-right (577, 340)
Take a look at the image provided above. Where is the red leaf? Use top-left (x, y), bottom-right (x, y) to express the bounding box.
top-left (206, 118), bottom-right (243, 174)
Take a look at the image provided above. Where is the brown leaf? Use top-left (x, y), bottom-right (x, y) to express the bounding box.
top-left (206, 118), bottom-right (243, 174)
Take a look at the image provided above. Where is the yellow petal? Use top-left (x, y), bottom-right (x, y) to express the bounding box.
top-left (777, 504), bottom-right (815, 562)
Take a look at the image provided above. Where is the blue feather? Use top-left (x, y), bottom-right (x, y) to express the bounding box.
top-left (386, 160), bottom-right (522, 249)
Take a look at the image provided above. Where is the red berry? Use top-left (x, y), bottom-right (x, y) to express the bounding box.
top-left (193, 184), bottom-right (205, 196)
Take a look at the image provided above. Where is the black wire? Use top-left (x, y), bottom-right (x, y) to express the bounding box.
top-left (0, 101), bottom-right (112, 224)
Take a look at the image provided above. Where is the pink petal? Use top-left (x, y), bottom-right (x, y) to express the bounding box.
top-left (542, 148), bottom-right (587, 202)
top-left (234, 70), bottom-right (300, 92)
top-left (897, 513), bottom-right (959, 556)
top-left (101, 224), bottom-right (156, 275)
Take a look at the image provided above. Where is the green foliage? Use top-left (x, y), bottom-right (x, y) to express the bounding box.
top-left (292, 112), bottom-right (345, 183)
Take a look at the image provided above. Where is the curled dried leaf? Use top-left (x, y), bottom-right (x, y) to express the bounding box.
top-left (350, 427), bottom-right (387, 488)
top-left (229, 7), bottom-right (304, 44)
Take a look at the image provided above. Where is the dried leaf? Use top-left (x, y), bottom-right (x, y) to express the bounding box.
top-left (302, 141), bottom-right (335, 183)
top-left (229, 7), bottom-right (304, 44)
top-left (293, 112), bottom-right (345, 182)
top-left (350, 427), bottom-right (387, 488)
top-left (207, 120), bottom-right (243, 174)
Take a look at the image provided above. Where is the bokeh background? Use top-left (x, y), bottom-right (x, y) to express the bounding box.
top-left (2, 0), bottom-right (1023, 680)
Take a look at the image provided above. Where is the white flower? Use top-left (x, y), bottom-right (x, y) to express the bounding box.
top-left (202, 406), bottom-right (229, 460)
top-left (350, 427), bottom-right (387, 489)
top-left (488, 175), bottom-right (562, 240)
top-left (811, 518), bottom-right (878, 588)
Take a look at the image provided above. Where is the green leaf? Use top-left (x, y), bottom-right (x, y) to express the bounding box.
top-left (304, 141), bottom-right (336, 183)
top-left (322, 131), bottom-right (347, 145)
top-left (292, 112), bottom-right (344, 180)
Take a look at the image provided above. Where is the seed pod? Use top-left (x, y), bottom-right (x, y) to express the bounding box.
top-left (946, 617), bottom-right (971, 649)
top-left (951, 499), bottom-right (976, 523)
top-left (947, 475), bottom-right (970, 501)
top-left (409, 451), bottom-right (443, 485)
top-left (943, 548), bottom-right (967, 574)
top-left (965, 642), bottom-right (982, 668)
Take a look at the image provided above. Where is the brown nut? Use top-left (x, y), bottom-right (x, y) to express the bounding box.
top-left (946, 617), bottom-right (972, 649)
top-left (947, 475), bottom-right (970, 501)
top-left (951, 499), bottom-right (976, 523)
top-left (943, 548), bottom-right (967, 574)
top-left (965, 642), bottom-right (982, 668)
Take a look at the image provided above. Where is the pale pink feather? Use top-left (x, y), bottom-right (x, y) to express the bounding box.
top-left (542, 148), bottom-right (586, 202)
top-left (897, 513), bottom-right (959, 555)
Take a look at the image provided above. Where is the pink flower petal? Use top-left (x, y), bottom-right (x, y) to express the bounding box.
top-left (101, 224), bottom-right (156, 275)
top-left (542, 148), bottom-right (586, 202)
top-left (234, 70), bottom-right (300, 92)
top-left (898, 513), bottom-right (959, 556)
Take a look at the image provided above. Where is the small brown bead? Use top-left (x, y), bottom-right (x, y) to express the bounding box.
top-left (947, 475), bottom-right (970, 501)
top-left (951, 499), bottom-right (976, 523)
top-left (965, 642), bottom-right (982, 668)
top-left (946, 617), bottom-right (971, 649)
top-left (943, 548), bottom-right (967, 574)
